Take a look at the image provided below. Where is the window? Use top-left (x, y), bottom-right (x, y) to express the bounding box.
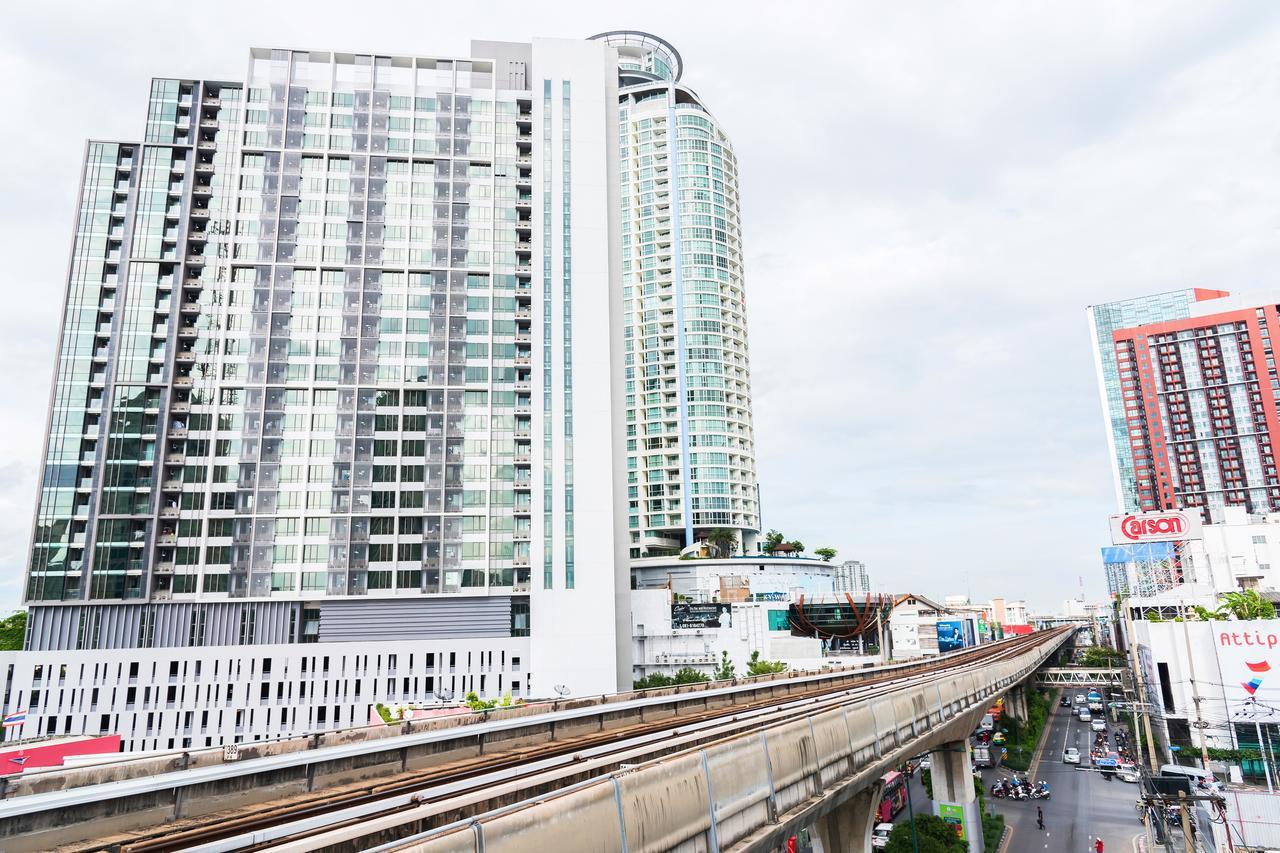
top-left (1255, 535), bottom-right (1268, 544)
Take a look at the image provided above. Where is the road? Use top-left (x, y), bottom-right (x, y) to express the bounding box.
top-left (982, 695), bottom-right (1143, 852)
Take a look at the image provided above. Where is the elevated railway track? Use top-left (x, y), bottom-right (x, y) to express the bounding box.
top-left (0, 628), bottom-right (1071, 852)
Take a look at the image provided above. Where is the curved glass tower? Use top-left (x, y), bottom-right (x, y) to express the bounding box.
top-left (591, 32), bottom-right (760, 557)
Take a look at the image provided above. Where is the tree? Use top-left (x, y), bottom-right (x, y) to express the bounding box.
top-left (705, 528), bottom-right (737, 558)
top-left (884, 814), bottom-right (965, 853)
top-left (633, 673), bottom-right (675, 690)
top-left (714, 650), bottom-right (735, 680)
top-left (0, 612), bottom-right (26, 651)
top-left (1221, 590), bottom-right (1276, 620)
top-left (1188, 590), bottom-right (1276, 621)
top-left (464, 691), bottom-right (499, 711)
top-left (672, 667), bottom-right (711, 685)
top-left (746, 650), bottom-right (788, 676)
top-left (786, 540), bottom-right (805, 555)
top-left (813, 547), bottom-right (837, 562)
top-left (762, 530), bottom-right (784, 555)
top-left (1080, 646), bottom-right (1125, 668)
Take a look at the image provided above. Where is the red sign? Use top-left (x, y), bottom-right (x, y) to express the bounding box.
top-left (1108, 510), bottom-right (1202, 544)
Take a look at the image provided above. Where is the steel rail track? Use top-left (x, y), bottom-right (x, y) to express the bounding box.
top-left (258, 640), bottom-right (1045, 853)
top-left (94, 631), bottom-right (1062, 853)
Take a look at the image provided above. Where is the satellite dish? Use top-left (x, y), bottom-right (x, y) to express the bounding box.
top-left (554, 684), bottom-right (571, 697)
top-left (434, 689), bottom-right (454, 703)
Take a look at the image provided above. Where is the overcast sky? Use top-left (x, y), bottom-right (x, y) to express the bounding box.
top-left (1, 2), bottom-right (1278, 615)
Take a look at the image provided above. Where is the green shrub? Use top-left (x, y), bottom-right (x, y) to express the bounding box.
top-left (884, 814), bottom-right (965, 853)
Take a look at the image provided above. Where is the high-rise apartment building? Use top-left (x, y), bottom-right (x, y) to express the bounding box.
top-left (834, 559), bottom-right (871, 595)
top-left (1088, 288), bottom-right (1230, 512)
top-left (1108, 295), bottom-right (1280, 522)
top-left (591, 32), bottom-right (761, 558)
top-left (11, 37), bottom-right (636, 749)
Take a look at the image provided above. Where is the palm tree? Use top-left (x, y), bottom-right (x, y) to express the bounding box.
top-left (705, 528), bottom-right (737, 558)
top-left (1221, 590), bottom-right (1276, 620)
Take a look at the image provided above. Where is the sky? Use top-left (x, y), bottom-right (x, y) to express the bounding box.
top-left (1, 1), bottom-right (1278, 615)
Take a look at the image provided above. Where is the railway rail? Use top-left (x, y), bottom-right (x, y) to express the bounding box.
top-left (63, 629), bottom-right (1069, 853)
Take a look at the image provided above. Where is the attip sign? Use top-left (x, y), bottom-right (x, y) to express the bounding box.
top-left (1108, 509), bottom-right (1202, 544)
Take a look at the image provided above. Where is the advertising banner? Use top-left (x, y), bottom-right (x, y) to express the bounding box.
top-left (1211, 620), bottom-right (1280, 722)
top-left (1109, 509), bottom-right (1203, 544)
top-left (936, 619), bottom-right (966, 652)
top-left (671, 603), bottom-right (732, 629)
top-left (937, 801), bottom-right (967, 841)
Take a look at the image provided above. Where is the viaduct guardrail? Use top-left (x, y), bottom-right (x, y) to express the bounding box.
top-left (0, 629), bottom-right (1072, 852)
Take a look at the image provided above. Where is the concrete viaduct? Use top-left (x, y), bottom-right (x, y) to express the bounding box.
top-left (0, 627), bottom-right (1072, 853)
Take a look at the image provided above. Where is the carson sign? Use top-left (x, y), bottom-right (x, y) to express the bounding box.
top-left (1108, 509), bottom-right (1203, 544)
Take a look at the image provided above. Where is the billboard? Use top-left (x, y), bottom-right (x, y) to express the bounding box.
top-left (936, 802), bottom-right (967, 841)
top-left (1109, 509), bottom-right (1203, 544)
top-left (936, 619), bottom-right (966, 652)
top-left (1212, 620), bottom-right (1280, 722)
top-left (671, 603), bottom-right (732, 629)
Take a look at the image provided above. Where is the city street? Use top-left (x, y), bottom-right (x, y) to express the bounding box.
top-left (985, 697), bottom-right (1142, 851)
top-left (901, 696), bottom-right (1144, 851)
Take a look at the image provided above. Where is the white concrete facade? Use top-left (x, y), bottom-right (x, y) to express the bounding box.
top-left (1130, 618), bottom-right (1280, 759)
top-left (0, 637), bottom-right (529, 751)
top-left (630, 555), bottom-right (837, 602)
top-left (630, 588), bottom-right (822, 681)
top-left (523, 37), bottom-right (629, 698)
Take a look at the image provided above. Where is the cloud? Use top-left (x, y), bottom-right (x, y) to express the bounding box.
top-left (1, 1), bottom-right (1279, 615)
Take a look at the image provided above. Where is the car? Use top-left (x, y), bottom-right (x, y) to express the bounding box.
top-left (1075, 694), bottom-right (1086, 704)
top-left (1091, 718), bottom-right (1107, 732)
top-left (919, 755), bottom-right (932, 770)
top-left (1060, 696), bottom-right (1071, 708)
top-left (1118, 764), bottom-right (1139, 783)
top-left (1063, 747), bottom-right (1081, 764)
top-left (1079, 710), bottom-right (1092, 722)
top-left (872, 822), bottom-right (894, 848)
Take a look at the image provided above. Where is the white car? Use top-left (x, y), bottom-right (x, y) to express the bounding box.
top-left (1091, 718), bottom-right (1107, 732)
top-left (872, 822), bottom-right (894, 848)
top-left (1079, 710), bottom-right (1092, 723)
top-left (1075, 694), bottom-right (1086, 704)
top-left (1118, 764), bottom-right (1139, 783)
top-left (1063, 747), bottom-right (1080, 764)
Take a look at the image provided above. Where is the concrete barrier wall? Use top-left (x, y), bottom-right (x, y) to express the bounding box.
top-left (0, 633), bottom-right (1070, 851)
top-left (397, 632), bottom-right (1072, 853)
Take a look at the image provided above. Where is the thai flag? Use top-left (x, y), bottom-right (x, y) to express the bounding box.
top-left (1244, 678), bottom-right (1264, 696)
top-left (1, 711), bottom-right (26, 727)
top-left (1248, 661), bottom-right (1272, 673)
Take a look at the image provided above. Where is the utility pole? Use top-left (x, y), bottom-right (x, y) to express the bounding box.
top-left (1180, 618), bottom-right (1213, 776)
top-left (1123, 600), bottom-right (1162, 773)
top-left (1178, 791), bottom-right (1195, 853)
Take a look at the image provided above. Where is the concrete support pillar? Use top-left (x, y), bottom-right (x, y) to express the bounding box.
top-left (932, 739), bottom-right (984, 853)
top-left (1006, 686), bottom-right (1027, 721)
top-left (812, 783), bottom-right (882, 853)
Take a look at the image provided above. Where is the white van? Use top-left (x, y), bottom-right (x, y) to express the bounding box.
top-left (1159, 764), bottom-right (1224, 793)
top-left (979, 714), bottom-right (994, 732)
